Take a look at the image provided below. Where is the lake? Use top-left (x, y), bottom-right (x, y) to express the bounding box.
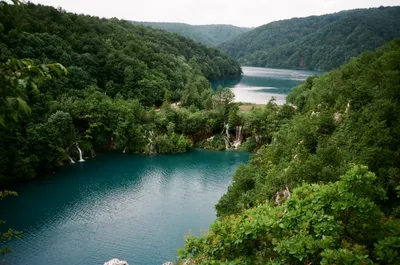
top-left (213, 67), bottom-right (320, 105)
top-left (0, 149), bottom-right (249, 265)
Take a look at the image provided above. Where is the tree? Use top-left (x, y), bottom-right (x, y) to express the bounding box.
top-left (0, 190), bottom-right (21, 261)
top-left (220, 6), bottom-right (400, 70)
top-left (216, 40), bottom-right (400, 218)
top-left (0, 59), bottom-right (66, 127)
top-left (179, 166), bottom-right (400, 265)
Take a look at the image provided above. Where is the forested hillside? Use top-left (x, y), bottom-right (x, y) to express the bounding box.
top-left (0, 3), bottom-right (241, 104)
top-left (131, 22), bottom-right (251, 46)
top-left (0, 2), bottom-right (242, 184)
top-left (220, 6), bottom-right (400, 70)
top-left (179, 40), bottom-right (400, 265)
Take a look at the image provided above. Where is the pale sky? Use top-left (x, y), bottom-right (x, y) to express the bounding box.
top-left (29, 0), bottom-right (400, 27)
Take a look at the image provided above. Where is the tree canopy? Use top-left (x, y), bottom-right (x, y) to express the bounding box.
top-left (130, 22), bottom-right (252, 47)
top-left (0, 2), bottom-right (241, 105)
top-left (180, 166), bottom-right (400, 264)
top-left (178, 39), bottom-right (400, 265)
top-left (220, 6), bottom-right (400, 70)
top-left (216, 39), bottom-right (400, 218)
top-left (0, 2), bottom-right (243, 185)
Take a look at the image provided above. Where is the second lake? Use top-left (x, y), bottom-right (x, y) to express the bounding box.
top-left (213, 67), bottom-right (320, 105)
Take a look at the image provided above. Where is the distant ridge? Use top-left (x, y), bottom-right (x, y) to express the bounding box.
top-left (130, 21), bottom-right (252, 46)
top-left (219, 6), bottom-right (400, 70)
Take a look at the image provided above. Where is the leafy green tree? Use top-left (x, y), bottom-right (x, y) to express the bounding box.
top-left (0, 58), bottom-right (66, 127)
top-left (154, 133), bottom-right (191, 154)
top-left (180, 166), bottom-right (400, 265)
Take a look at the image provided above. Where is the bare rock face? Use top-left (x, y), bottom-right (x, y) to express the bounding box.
top-left (104, 259), bottom-right (129, 265)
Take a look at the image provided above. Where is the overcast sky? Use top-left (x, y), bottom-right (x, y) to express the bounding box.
top-left (29, 0), bottom-right (400, 27)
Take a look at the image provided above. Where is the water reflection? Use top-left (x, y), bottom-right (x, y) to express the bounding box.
top-left (212, 75), bottom-right (242, 90)
top-left (0, 150), bottom-right (249, 265)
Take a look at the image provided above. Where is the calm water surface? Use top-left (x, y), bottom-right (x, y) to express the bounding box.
top-left (213, 67), bottom-right (320, 104)
top-left (1, 149), bottom-right (249, 265)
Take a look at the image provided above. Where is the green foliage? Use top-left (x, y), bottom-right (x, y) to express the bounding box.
top-left (220, 6), bottom-right (400, 70)
top-left (0, 76), bottom-right (238, 182)
top-left (0, 190), bottom-right (21, 260)
top-left (241, 99), bottom-right (295, 146)
top-left (0, 2), bottom-right (240, 105)
top-left (0, 58), bottom-right (66, 127)
top-left (0, 2), bottom-right (243, 184)
top-left (237, 137), bottom-right (257, 152)
top-left (196, 135), bottom-right (226, 151)
top-left (154, 133), bottom-right (192, 154)
top-left (180, 166), bottom-right (400, 265)
top-left (131, 22), bottom-right (251, 47)
top-left (216, 40), bottom-right (400, 218)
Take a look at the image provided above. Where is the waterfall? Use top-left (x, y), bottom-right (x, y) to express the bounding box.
top-left (68, 156), bottom-right (75, 164)
top-left (76, 144), bottom-right (85, 162)
top-left (224, 137), bottom-right (230, 150)
top-left (223, 122), bottom-right (231, 149)
top-left (147, 131), bottom-right (156, 154)
top-left (224, 122), bottom-right (230, 139)
top-left (122, 147), bottom-right (127, 153)
top-left (232, 126), bottom-right (243, 149)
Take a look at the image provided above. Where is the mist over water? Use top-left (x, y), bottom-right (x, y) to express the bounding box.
top-left (0, 150), bottom-right (249, 265)
top-left (213, 67), bottom-right (320, 104)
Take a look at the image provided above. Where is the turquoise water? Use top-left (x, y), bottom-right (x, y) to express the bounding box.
top-left (0, 149), bottom-right (249, 265)
top-left (213, 67), bottom-right (320, 104)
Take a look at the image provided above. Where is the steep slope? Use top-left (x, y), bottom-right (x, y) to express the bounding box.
top-left (0, 3), bottom-right (241, 106)
top-left (178, 39), bottom-right (400, 265)
top-left (220, 6), bottom-right (400, 70)
top-left (217, 40), bottom-right (400, 217)
top-left (0, 2), bottom-right (242, 183)
top-left (180, 167), bottom-right (400, 265)
top-left (131, 21), bottom-right (251, 46)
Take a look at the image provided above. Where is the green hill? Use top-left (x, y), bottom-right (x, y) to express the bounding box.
top-left (0, 2), bottom-right (241, 182)
top-left (217, 39), bottom-right (400, 217)
top-left (220, 6), bottom-right (400, 70)
top-left (131, 21), bottom-right (251, 46)
top-left (0, 3), bottom-right (241, 106)
top-left (179, 39), bottom-right (400, 265)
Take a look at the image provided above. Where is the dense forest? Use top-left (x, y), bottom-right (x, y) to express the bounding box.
top-left (220, 6), bottom-right (400, 70)
top-left (179, 40), bottom-right (400, 264)
top-left (130, 22), bottom-right (251, 46)
top-left (0, 2), bottom-right (244, 184)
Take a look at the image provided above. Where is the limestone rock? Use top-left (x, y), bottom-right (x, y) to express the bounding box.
top-left (104, 258), bottom-right (128, 265)
top-left (334, 112), bottom-right (343, 122)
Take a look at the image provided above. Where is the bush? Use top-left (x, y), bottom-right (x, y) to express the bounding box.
top-left (179, 166), bottom-right (400, 265)
top-left (155, 133), bottom-right (192, 154)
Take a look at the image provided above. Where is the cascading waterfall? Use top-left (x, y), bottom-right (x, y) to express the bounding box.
top-left (224, 137), bottom-right (230, 150)
top-left (232, 126), bottom-right (243, 149)
top-left (122, 147), bottom-right (127, 153)
top-left (224, 122), bottom-right (231, 149)
top-left (76, 144), bottom-right (85, 162)
top-left (68, 156), bottom-right (75, 164)
top-left (147, 131), bottom-right (156, 154)
top-left (224, 122), bottom-right (230, 139)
